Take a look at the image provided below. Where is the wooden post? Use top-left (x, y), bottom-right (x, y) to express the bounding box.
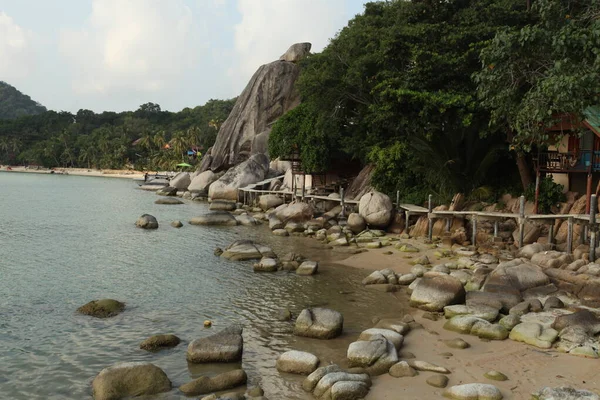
top-left (427, 194), bottom-right (433, 241)
top-left (301, 174), bottom-right (306, 202)
top-left (518, 195), bottom-right (526, 248)
top-left (587, 173), bottom-right (593, 214)
top-left (291, 173), bottom-right (296, 201)
top-left (549, 224), bottom-right (554, 247)
top-left (590, 194), bottom-right (597, 262)
top-left (472, 215), bottom-right (478, 246)
top-left (567, 216), bottom-right (574, 254)
top-left (494, 221), bottom-right (499, 238)
top-left (533, 170), bottom-right (540, 214)
top-left (340, 187), bottom-right (346, 218)
top-left (405, 211), bottom-right (410, 236)
top-left (243, 190), bottom-right (247, 205)
top-left (396, 190), bottom-right (400, 208)
top-left (445, 218), bottom-right (451, 233)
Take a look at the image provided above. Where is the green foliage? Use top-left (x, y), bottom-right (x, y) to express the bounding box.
top-left (475, 0), bottom-right (600, 151)
top-left (0, 97), bottom-right (236, 169)
top-left (0, 81), bottom-right (47, 119)
top-left (525, 177), bottom-right (566, 213)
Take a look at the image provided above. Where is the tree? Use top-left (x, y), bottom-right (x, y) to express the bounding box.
top-left (475, 0), bottom-right (600, 188)
top-left (0, 81), bottom-right (47, 119)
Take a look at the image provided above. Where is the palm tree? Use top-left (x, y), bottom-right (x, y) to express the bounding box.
top-left (170, 131), bottom-right (188, 161)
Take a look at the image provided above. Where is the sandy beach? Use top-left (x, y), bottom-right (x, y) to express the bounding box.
top-left (332, 239), bottom-right (600, 399)
top-left (0, 165), bottom-right (145, 179)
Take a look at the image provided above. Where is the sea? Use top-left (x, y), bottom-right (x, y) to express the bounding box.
top-left (0, 172), bottom-right (407, 399)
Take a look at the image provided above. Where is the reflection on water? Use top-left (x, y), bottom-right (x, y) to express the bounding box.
top-left (0, 173), bottom-right (409, 399)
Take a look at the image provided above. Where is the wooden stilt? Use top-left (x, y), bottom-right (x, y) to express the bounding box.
top-left (340, 188), bottom-right (346, 218)
top-left (301, 174), bottom-right (306, 202)
top-left (445, 218), bottom-right (451, 233)
top-left (494, 221), bottom-right (499, 238)
top-left (567, 217), bottom-right (574, 254)
top-left (534, 170), bottom-right (540, 214)
top-left (472, 215), bottom-right (478, 246)
top-left (590, 194), bottom-right (597, 262)
top-left (587, 173), bottom-right (593, 214)
top-left (518, 195), bottom-right (526, 248)
top-left (427, 194), bottom-right (433, 241)
top-left (549, 224), bottom-right (554, 247)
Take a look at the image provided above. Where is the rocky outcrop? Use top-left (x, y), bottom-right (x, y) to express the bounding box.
top-left (92, 362), bottom-right (171, 400)
top-left (280, 42), bottom-right (312, 62)
top-left (186, 325), bottom-right (243, 363)
top-left (202, 44), bottom-right (310, 172)
top-left (77, 299), bottom-right (125, 318)
top-left (208, 154), bottom-right (269, 200)
top-left (346, 164), bottom-right (374, 200)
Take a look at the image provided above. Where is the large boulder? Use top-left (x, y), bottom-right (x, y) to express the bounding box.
top-left (208, 154), bottom-right (270, 201)
top-left (202, 48), bottom-right (305, 172)
top-left (410, 275), bottom-right (466, 311)
top-left (189, 212), bottom-right (238, 226)
top-left (347, 213), bottom-right (366, 234)
top-left (347, 335), bottom-right (399, 375)
top-left (485, 260), bottom-right (550, 292)
top-left (169, 172), bottom-right (191, 190)
top-left (259, 194), bottom-right (284, 211)
top-left (221, 240), bottom-right (275, 261)
top-left (294, 308), bottom-right (343, 339)
top-left (276, 350), bottom-right (319, 375)
top-left (276, 202), bottom-right (314, 223)
top-left (135, 214), bottom-right (158, 229)
top-left (77, 299), bottom-right (125, 318)
top-left (187, 325), bottom-right (243, 363)
top-left (179, 369), bottom-right (247, 396)
top-left (188, 170), bottom-right (219, 193)
top-left (359, 191), bottom-right (393, 228)
top-left (280, 42), bottom-right (312, 63)
top-left (443, 383), bottom-right (503, 400)
top-left (92, 362), bottom-right (171, 400)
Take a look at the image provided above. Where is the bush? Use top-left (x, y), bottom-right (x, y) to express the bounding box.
top-left (525, 177), bottom-right (566, 213)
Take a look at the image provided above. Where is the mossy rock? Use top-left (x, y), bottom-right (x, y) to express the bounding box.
top-left (140, 334), bottom-right (181, 351)
top-left (77, 299), bottom-right (125, 318)
top-left (484, 370), bottom-right (508, 381)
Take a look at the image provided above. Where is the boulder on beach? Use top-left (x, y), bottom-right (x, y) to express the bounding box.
top-left (221, 240), bottom-right (275, 261)
top-left (139, 334), bottom-right (181, 351)
top-left (443, 383), bottom-right (503, 400)
top-left (135, 214), bottom-right (158, 229)
top-left (209, 200), bottom-right (237, 211)
top-left (276, 202), bottom-right (314, 223)
top-left (188, 170), bottom-right (219, 193)
top-left (208, 154), bottom-right (270, 201)
top-left (294, 308), bottom-right (343, 339)
top-left (179, 369), bottom-right (247, 396)
top-left (187, 325), bottom-right (243, 363)
top-left (532, 386), bottom-right (600, 400)
top-left (169, 172), bottom-right (191, 190)
top-left (77, 299), bottom-right (125, 318)
top-left (347, 213), bottom-right (366, 234)
top-left (310, 370), bottom-right (372, 399)
top-left (92, 362), bottom-right (171, 400)
top-left (347, 335), bottom-right (399, 375)
top-left (253, 257), bottom-right (279, 272)
top-left (154, 197), bottom-right (183, 205)
top-left (509, 322), bottom-right (558, 349)
top-left (296, 261), bottom-right (318, 276)
top-left (189, 212), bottom-right (239, 226)
top-left (259, 194), bottom-right (284, 211)
top-left (276, 350), bottom-right (320, 375)
top-left (235, 214), bottom-right (260, 226)
top-left (171, 220), bottom-right (183, 228)
top-left (359, 191), bottom-right (393, 228)
top-left (410, 275), bottom-right (466, 311)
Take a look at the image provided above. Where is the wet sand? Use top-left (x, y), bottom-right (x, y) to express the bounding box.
top-left (333, 239), bottom-right (600, 399)
top-left (0, 166), bottom-right (144, 179)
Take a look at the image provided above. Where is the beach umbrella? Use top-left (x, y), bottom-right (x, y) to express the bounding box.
top-left (176, 162), bottom-right (193, 168)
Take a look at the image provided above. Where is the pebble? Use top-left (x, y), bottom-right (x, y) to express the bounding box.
top-left (444, 338), bottom-right (470, 349)
top-left (484, 371), bottom-right (508, 381)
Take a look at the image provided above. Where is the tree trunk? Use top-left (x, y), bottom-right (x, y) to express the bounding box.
top-left (516, 153), bottom-right (533, 190)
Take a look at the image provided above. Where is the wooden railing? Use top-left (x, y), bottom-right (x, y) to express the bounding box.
top-left (535, 151), bottom-right (600, 172)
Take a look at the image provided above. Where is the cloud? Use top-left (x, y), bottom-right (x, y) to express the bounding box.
top-left (0, 12), bottom-right (34, 80)
top-left (60, 0), bottom-right (199, 95)
top-left (230, 0), bottom-right (353, 87)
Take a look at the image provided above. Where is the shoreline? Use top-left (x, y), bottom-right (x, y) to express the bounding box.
top-left (0, 166), bottom-right (145, 180)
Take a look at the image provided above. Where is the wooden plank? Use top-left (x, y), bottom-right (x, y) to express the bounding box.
top-left (398, 204), bottom-right (428, 213)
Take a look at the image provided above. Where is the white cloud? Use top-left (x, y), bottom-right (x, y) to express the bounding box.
top-left (230, 0), bottom-right (352, 87)
top-left (60, 0), bottom-right (199, 95)
top-left (0, 12), bottom-right (34, 80)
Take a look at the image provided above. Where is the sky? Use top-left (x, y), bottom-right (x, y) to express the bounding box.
top-left (0, 0), bottom-right (366, 113)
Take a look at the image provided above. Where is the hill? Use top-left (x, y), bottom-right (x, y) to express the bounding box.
top-left (0, 81), bottom-right (47, 120)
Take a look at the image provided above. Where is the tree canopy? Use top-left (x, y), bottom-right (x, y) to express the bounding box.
top-left (0, 81), bottom-right (47, 119)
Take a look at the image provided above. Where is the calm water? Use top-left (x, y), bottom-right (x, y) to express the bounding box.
top-left (0, 172), bottom-right (408, 399)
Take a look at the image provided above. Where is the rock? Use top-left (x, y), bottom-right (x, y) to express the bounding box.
top-left (297, 261), bottom-right (318, 276)
top-left (347, 334), bottom-right (399, 375)
top-left (154, 197), bottom-right (183, 205)
top-left (443, 383), bottom-right (503, 400)
top-left (485, 261), bottom-right (550, 292)
top-left (509, 322), bottom-right (558, 349)
top-left (259, 194), bottom-right (284, 211)
top-left (92, 362), bottom-right (171, 400)
top-left (358, 328), bottom-right (404, 350)
top-left (276, 350), bottom-right (319, 375)
top-left (139, 334), bottom-right (181, 351)
top-left (499, 314), bottom-right (521, 330)
top-left (411, 265), bottom-right (427, 277)
top-left (444, 338), bottom-right (470, 349)
top-left (276, 308), bottom-right (292, 321)
top-left (135, 214), bottom-right (158, 229)
top-left (171, 220), bottom-right (183, 228)
top-left (362, 271), bottom-right (388, 285)
top-left (253, 257), bottom-right (279, 272)
top-left (408, 360), bottom-right (450, 374)
top-left (552, 310), bottom-right (600, 336)
top-left (190, 212), bottom-right (239, 226)
top-left (169, 172), bottom-right (191, 190)
top-left (410, 275), bottom-right (466, 311)
top-left (179, 369), bottom-right (247, 396)
top-left (471, 321), bottom-right (509, 340)
top-left (294, 308), bottom-right (343, 339)
top-left (347, 213), bottom-right (367, 234)
top-left (466, 291), bottom-right (522, 314)
top-left (276, 202), bottom-right (314, 223)
top-left (209, 200), bottom-right (237, 211)
top-left (373, 319), bottom-right (410, 335)
top-left (389, 361), bottom-right (418, 378)
top-left (427, 374), bottom-right (449, 388)
top-left (359, 191), bottom-right (393, 228)
top-left (285, 221), bottom-right (305, 233)
top-left (302, 365), bottom-right (342, 392)
top-left (312, 371), bottom-right (372, 398)
top-left (443, 304), bottom-right (499, 322)
top-left (268, 214), bottom-right (284, 230)
top-left (221, 240), bottom-right (275, 261)
top-left (208, 154), bottom-right (270, 200)
top-left (279, 42), bottom-right (312, 62)
top-left (518, 243), bottom-right (550, 259)
top-left (330, 380), bottom-right (370, 400)
top-left (272, 228), bottom-right (289, 237)
top-left (532, 386), bottom-right (599, 400)
top-left (398, 273), bottom-right (417, 285)
top-left (186, 325), bottom-right (243, 363)
top-left (77, 299), bottom-right (125, 318)
top-left (156, 185), bottom-right (178, 196)
top-left (235, 214), bottom-right (260, 226)
top-left (188, 170), bottom-right (219, 193)
top-left (484, 371), bottom-right (508, 381)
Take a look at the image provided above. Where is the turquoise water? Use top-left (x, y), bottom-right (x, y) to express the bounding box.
top-left (0, 172), bottom-right (407, 399)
